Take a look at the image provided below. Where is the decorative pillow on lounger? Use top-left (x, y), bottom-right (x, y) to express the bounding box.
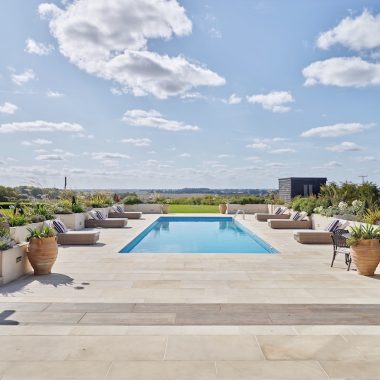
top-left (324, 219), bottom-right (341, 233)
top-left (290, 211), bottom-right (300, 220)
top-left (294, 211), bottom-right (308, 221)
top-left (52, 219), bottom-right (68, 233)
top-left (274, 207), bottom-right (282, 215)
top-left (112, 205), bottom-right (124, 213)
top-left (89, 210), bottom-right (105, 220)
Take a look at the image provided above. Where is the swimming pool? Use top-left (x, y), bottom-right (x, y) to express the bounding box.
top-left (120, 216), bottom-right (277, 254)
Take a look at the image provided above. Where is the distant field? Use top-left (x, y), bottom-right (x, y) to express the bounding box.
top-left (168, 204), bottom-right (219, 213)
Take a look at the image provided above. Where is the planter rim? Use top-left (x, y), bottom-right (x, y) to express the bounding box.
top-left (352, 239), bottom-right (380, 246)
top-left (28, 236), bottom-right (57, 242)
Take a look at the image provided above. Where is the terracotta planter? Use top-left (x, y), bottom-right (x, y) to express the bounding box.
top-left (350, 239), bottom-right (380, 276)
top-left (219, 203), bottom-right (227, 214)
top-left (27, 236), bottom-right (58, 275)
top-left (161, 204), bottom-right (169, 214)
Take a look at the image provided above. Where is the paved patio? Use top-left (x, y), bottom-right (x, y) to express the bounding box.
top-left (1, 214), bottom-right (380, 379)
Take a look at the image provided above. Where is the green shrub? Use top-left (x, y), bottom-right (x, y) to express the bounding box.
top-left (362, 209), bottom-right (380, 225)
top-left (54, 200), bottom-right (85, 214)
top-left (0, 227), bottom-right (16, 251)
top-left (7, 214), bottom-right (30, 227)
top-left (30, 203), bottom-right (55, 220)
top-left (291, 196), bottom-right (319, 215)
top-left (123, 195), bottom-right (142, 205)
top-left (87, 193), bottom-right (112, 208)
top-left (228, 195), bottom-right (266, 205)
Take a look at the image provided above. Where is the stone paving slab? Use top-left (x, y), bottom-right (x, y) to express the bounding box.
top-left (3, 303), bottom-right (380, 325)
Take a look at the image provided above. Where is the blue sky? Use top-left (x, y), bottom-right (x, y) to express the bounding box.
top-left (0, 0), bottom-right (380, 189)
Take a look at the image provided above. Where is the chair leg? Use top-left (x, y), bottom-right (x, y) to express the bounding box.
top-left (347, 256), bottom-right (352, 271)
top-left (331, 251), bottom-right (337, 267)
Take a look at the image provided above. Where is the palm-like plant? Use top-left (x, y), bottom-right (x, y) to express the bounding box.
top-left (347, 224), bottom-right (380, 246)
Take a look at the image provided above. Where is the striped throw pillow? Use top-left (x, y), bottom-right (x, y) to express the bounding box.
top-left (291, 211), bottom-right (300, 220)
top-left (95, 210), bottom-right (105, 220)
top-left (52, 219), bottom-right (68, 233)
top-left (274, 207), bottom-right (282, 215)
top-left (295, 211), bottom-right (307, 221)
top-left (325, 219), bottom-right (340, 233)
top-left (116, 205), bottom-right (124, 213)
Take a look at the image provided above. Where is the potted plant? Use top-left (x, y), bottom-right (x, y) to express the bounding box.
top-left (26, 225), bottom-right (58, 275)
top-left (218, 199), bottom-right (227, 214)
top-left (347, 224), bottom-right (380, 276)
top-left (161, 199), bottom-right (170, 214)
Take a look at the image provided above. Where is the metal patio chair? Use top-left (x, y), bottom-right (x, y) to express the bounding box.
top-left (331, 229), bottom-right (351, 271)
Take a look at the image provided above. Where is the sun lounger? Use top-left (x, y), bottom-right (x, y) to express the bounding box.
top-left (293, 230), bottom-right (333, 244)
top-left (269, 219), bottom-right (312, 229)
top-left (49, 219), bottom-right (101, 245)
top-left (85, 218), bottom-right (127, 228)
top-left (57, 230), bottom-right (100, 245)
top-left (108, 211), bottom-right (142, 219)
top-left (255, 207), bottom-right (289, 222)
top-left (268, 211), bottom-right (311, 229)
top-left (293, 219), bottom-right (349, 244)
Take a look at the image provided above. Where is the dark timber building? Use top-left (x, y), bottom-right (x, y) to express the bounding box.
top-left (279, 177), bottom-right (327, 202)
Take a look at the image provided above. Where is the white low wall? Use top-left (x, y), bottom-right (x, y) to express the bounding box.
top-left (55, 213), bottom-right (86, 230)
top-left (124, 204), bottom-right (163, 214)
top-left (9, 222), bottom-right (45, 244)
top-left (227, 204), bottom-right (269, 214)
top-left (303, 213), bottom-right (359, 230)
top-left (0, 244), bottom-right (32, 285)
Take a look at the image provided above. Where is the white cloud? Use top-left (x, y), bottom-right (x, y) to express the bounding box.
top-left (46, 90), bottom-right (64, 97)
top-left (179, 153), bottom-right (191, 158)
top-left (21, 139), bottom-right (52, 146)
top-left (180, 92), bottom-right (207, 101)
top-left (110, 87), bottom-right (124, 96)
top-left (225, 93), bottom-right (242, 105)
top-left (246, 142), bottom-right (270, 150)
top-left (0, 120), bottom-right (83, 133)
top-left (122, 138), bottom-right (151, 147)
top-left (357, 156), bottom-right (377, 162)
top-left (11, 69), bottom-right (36, 86)
top-left (209, 27), bottom-right (222, 39)
top-left (244, 156), bottom-right (262, 161)
top-left (91, 152), bottom-right (130, 160)
top-left (35, 154), bottom-right (64, 161)
top-left (303, 57), bottom-right (380, 87)
top-left (302, 122), bottom-right (374, 138)
top-left (217, 154), bottom-right (233, 158)
top-left (317, 10), bottom-right (380, 51)
top-left (246, 91), bottom-right (294, 112)
top-left (25, 38), bottom-right (54, 55)
top-left (39, 0), bottom-right (225, 99)
top-left (326, 141), bottom-right (362, 152)
top-left (73, 133), bottom-right (94, 139)
top-left (265, 162), bottom-right (287, 169)
top-left (325, 161), bottom-right (343, 168)
top-left (270, 148), bottom-right (295, 154)
top-left (0, 102), bottom-right (18, 114)
top-left (123, 109), bottom-right (199, 132)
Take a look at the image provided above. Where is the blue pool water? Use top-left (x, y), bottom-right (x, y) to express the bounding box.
top-left (120, 217), bottom-right (277, 254)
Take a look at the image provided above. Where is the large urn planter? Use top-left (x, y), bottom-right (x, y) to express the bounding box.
top-left (350, 239), bottom-right (380, 276)
top-left (27, 236), bottom-right (58, 275)
top-left (219, 203), bottom-right (227, 214)
top-left (161, 204), bottom-right (169, 214)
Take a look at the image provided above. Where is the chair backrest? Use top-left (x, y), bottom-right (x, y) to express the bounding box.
top-left (331, 229), bottom-right (349, 249)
